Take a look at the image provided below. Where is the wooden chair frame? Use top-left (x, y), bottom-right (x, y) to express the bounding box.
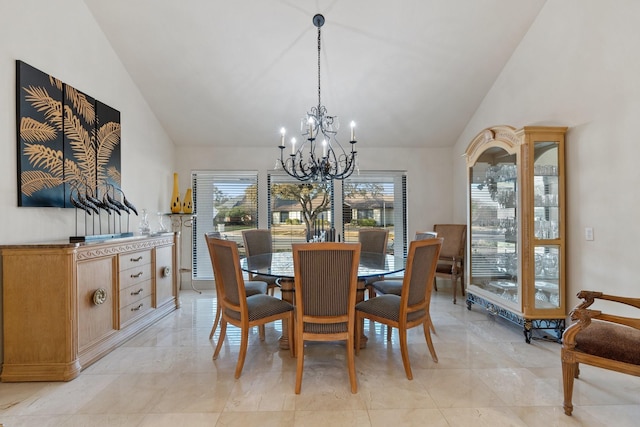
top-left (292, 242), bottom-right (361, 394)
top-left (242, 229), bottom-right (280, 296)
top-left (356, 238), bottom-right (442, 380)
top-left (433, 224), bottom-right (466, 304)
top-left (206, 236), bottom-right (294, 379)
top-left (561, 290), bottom-right (640, 415)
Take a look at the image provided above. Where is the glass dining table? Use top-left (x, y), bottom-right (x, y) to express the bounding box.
top-left (240, 251), bottom-right (407, 349)
top-left (240, 251), bottom-right (406, 281)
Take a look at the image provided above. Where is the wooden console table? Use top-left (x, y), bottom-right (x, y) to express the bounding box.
top-left (1, 233), bottom-right (179, 382)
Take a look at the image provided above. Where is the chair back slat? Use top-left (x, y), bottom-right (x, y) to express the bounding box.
top-left (358, 229), bottom-right (388, 255)
top-left (243, 229), bottom-right (273, 256)
top-left (205, 235), bottom-right (244, 308)
top-left (403, 238), bottom-right (442, 312)
top-left (293, 243), bottom-right (361, 334)
top-left (414, 231), bottom-right (437, 240)
top-left (433, 224), bottom-right (466, 259)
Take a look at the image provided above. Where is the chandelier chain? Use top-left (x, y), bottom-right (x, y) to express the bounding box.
top-left (317, 24), bottom-right (322, 110)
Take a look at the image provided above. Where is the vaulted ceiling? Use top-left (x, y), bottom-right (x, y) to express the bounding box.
top-left (83, 0), bottom-right (546, 148)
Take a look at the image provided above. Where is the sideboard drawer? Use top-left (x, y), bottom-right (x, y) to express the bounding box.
top-left (119, 263), bottom-right (152, 289)
top-left (120, 295), bottom-right (153, 326)
top-left (119, 279), bottom-right (152, 309)
top-left (119, 249), bottom-right (151, 271)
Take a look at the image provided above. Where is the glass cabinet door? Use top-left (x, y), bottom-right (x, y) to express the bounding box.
top-left (469, 147), bottom-right (519, 308)
top-left (532, 141), bottom-right (561, 310)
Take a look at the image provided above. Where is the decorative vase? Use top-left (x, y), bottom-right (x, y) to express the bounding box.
top-left (182, 188), bottom-right (193, 214)
top-left (170, 173), bottom-right (181, 213)
top-left (138, 209), bottom-right (150, 234)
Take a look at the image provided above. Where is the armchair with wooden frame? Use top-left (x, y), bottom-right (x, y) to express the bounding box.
top-left (561, 290), bottom-right (640, 416)
top-left (433, 224), bottom-right (466, 304)
top-left (359, 228), bottom-right (388, 298)
top-left (206, 235), bottom-right (294, 379)
top-left (206, 232), bottom-right (269, 340)
top-left (292, 242), bottom-right (361, 394)
top-left (355, 238), bottom-right (442, 380)
top-left (242, 229), bottom-right (280, 296)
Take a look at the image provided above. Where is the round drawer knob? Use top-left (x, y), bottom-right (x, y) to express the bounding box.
top-left (93, 288), bottom-right (107, 305)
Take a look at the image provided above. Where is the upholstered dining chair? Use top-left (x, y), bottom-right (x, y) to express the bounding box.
top-left (358, 228), bottom-right (389, 298)
top-left (206, 232), bottom-right (268, 340)
top-left (356, 238), bottom-right (442, 380)
top-left (292, 242), bottom-right (361, 394)
top-left (415, 231), bottom-right (438, 240)
top-left (433, 224), bottom-right (466, 304)
top-left (206, 235), bottom-right (294, 379)
top-left (561, 290), bottom-right (640, 416)
top-left (242, 229), bottom-right (280, 296)
top-left (369, 231), bottom-right (440, 337)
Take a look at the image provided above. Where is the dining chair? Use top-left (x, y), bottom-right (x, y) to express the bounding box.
top-left (433, 224), bottom-right (466, 304)
top-left (561, 290), bottom-right (640, 416)
top-left (206, 232), bottom-right (268, 340)
top-left (206, 235), bottom-right (294, 379)
top-left (356, 238), bottom-right (442, 380)
top-left (358, 228), bottom-right (389, 298)
top-left (368, 232), bottom-right (441, 338)
top-left (292, 242), bottom-right (361, 394)
top-left (415, 231), bottom-right (438, 240)
top-left (242, 229), bottom-right (280, 296)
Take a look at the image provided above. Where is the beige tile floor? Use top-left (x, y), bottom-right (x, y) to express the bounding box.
top-left (2, 286), bottom-right (640, 426)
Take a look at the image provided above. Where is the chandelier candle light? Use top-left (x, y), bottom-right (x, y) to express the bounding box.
top-left (277, 14), bottom-right (358, 182)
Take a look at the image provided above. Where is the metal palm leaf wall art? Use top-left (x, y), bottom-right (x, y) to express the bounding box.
top-left (16, 60), bottom-right (138, 241)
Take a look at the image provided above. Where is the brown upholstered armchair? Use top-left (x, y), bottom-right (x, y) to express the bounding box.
top-left (561, 290), bottom-right (640, 416)
top-left (433, 224), bottom-right (466, 304)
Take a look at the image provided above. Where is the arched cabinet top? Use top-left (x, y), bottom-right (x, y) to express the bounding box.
top-left (465, 125), bottom-right (520, 167)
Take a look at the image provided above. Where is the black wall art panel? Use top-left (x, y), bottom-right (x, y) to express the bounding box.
top-left (16, 61), bottom-right (65, 207)
top-left (16, 60), bottom-right (121, 208)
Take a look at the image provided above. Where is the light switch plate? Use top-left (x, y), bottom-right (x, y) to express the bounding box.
top-left (585, 227), bottom-right (594, 241)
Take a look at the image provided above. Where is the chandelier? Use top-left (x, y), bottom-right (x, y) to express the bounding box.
top-left (277, 14), bottom-right (358, 182)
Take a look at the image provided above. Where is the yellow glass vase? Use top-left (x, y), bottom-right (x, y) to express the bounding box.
top-left (170, 173), bottom-right (181, 213)
top-left (182, 188), bottom-right (193, 214)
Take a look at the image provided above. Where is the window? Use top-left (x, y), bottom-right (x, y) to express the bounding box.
top-left (268, 174), bottom-right (334, 251)
top-left (343, 172), bottom-right (407, 255)
top-left (191, 171), bottom-right (258, 279)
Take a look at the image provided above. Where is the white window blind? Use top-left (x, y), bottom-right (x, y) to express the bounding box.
top-left (343, 172), bottom-right (407, 255)
top-left (191, 171), bottom-right (258, 279)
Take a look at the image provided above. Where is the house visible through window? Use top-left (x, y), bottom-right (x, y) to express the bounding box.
top-left (343, 172), bottom-right (407, 256)
top-left (268, 174), bottom-right (334, 251)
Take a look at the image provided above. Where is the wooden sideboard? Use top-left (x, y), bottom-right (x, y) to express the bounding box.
top-left (1, 233), bottom-right (180, 382)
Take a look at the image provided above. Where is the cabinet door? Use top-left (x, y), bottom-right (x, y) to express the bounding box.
top-left (468, 146), bottom-right (519, 309)
top-left (77, 256), bottom-right (117, 351)
top-left (155, 244), bottom-right (175, 307)
top-left (530, 140), bottom-right (563, 312)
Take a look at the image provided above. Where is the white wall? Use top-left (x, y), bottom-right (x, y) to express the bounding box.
top-left (0, 0), bottom-right (176, 361)
top-left (452, 0), bottom-right (640, 313)
top-left (0, 0), bottom-right (176, 245)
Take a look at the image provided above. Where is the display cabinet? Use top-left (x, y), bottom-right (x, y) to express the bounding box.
top-left (465, 125), bottom-right (567, 342)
